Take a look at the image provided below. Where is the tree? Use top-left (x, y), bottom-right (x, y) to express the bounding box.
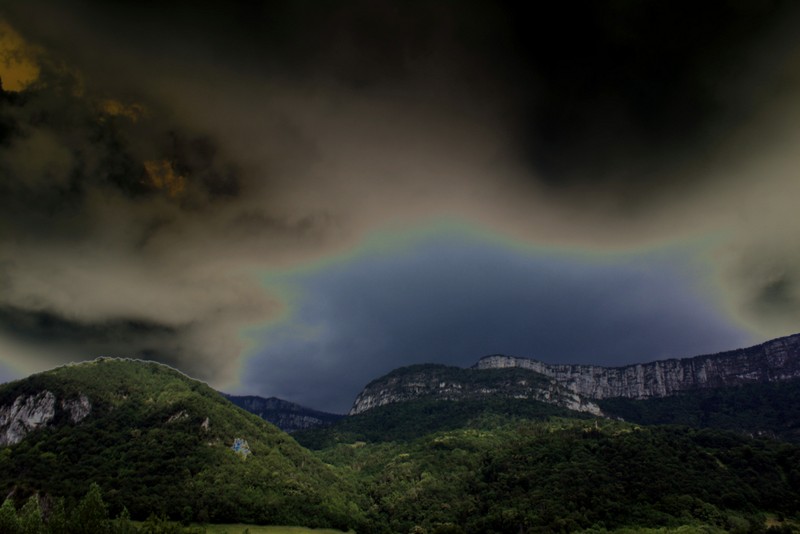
top-left (46, 498), bottom-right (69, 534)
top-left (18, 495), bottom-right (44, 534)
top-left (70, 483), bottom-right (110, 534)
top-left (113, 507), bottom-right (137, 534)
top-left (0, 498), bottom-right (20, 534)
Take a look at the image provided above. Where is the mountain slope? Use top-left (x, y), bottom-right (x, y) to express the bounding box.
top-left (296, 396), bottom-right (592, 448)
top-left (223, 394), bottom-right (343, 433)
top-left (340, 334), bottom-right (800, 452)
top-left (599, 378), bottom-right (800, 442)
top-left (314, 417), bottom-right (800, 533)
top-left (0, 358), bottom-right (363, 529)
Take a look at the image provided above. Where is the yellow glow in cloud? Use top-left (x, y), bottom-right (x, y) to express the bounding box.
top-left (0, 19), bottom-right (40, 92)
top-left (100, 98), bottom-right (148, 122)
top-left (144, 160), bottom-right (187, 198)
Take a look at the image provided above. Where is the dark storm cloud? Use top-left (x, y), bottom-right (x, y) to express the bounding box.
top-left (0, 303), bottom-right (188, 372)
top-left (0, 305), bottom-right (191, 370)
top-left (508, 1), bottom-right (800, 196)
top-left (6, 0), bottom-right (800, 203)
top-left (728, 244), bottom-right (800, 331)
top-left (0, 306), bottom-right (176, 343)
top-left (1, 1), bottom-right (799, 391)
top-left (243, 234), bottom-right (751, 412)
top-left (0, 45), bottom-right (282, 380)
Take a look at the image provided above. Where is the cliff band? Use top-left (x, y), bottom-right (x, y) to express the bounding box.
top-left (349, 333), bottom-right (800, 415)
top-left (473, 333), bottom-right (800, 400)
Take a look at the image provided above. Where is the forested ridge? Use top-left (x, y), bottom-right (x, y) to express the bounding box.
top-left (302, 405), bottom-right (800, 533)
top-left (599, 379), bottom-right (800, 442)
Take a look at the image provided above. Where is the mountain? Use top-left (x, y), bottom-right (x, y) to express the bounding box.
top-left (4, 353), bottom-right (800, 533)
top-left (222, 394), bottom-right (343, 433)
top-left (349, 363), bottom-right (602, 416)
top-left (0, 358), bottom-right (363, 529)
top-left (296, 334), bottom-right (800, 533)
top-left (349, 334), bottom-right (800, 417)
top-left (475, 333), bottom-right (800, 399)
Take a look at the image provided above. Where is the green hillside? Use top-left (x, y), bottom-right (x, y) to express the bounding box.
top-left (294, 396), bottom-right (590, 448)
top-left (313, 412), bottom-right (800, 533)
top-left (599, 379), bottom-right (800, 442)
top-left (0, 358), bottom-right (363, 530)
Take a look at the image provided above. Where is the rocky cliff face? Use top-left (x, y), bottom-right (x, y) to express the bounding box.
top-left (474, 333), bottom-right (800, 400)
top-left (224, 394), bottom-right (344, 433)
top-left (0, 391), bottom-right (91, 446)
top-left (348, 334), bottom-right (800, 416)
top-left (349, 364), bottom-right (602, 416)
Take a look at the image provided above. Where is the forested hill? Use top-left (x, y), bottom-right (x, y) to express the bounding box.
top-left (599, 378), bottom-right (800, 442)
top-left (302, 399), bottom-right (800, 533)
top-left (0, 358), bottom-right (363, 529)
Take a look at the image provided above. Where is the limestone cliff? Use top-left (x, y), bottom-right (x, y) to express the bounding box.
top-left (349, 364), bottom-right (602, 416)
top-left (474, 333), bottom-right (800, 400)
top-left (0, 391), bottom-right (91, 446)
top-left (349, 334), bottom-right (800, 416)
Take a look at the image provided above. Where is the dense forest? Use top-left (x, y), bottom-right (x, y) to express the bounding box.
top-left (599, 380), bottom-right (800, 443)
top-left (301, 406), bottom-right (800, 533)
top-left (0, 483), bottom-right (198, 534)
top-left (4, 415), bottom-right (800, 533)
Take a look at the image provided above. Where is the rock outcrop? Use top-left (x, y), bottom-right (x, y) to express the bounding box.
top-left (62, 394), bottom-right (92, 423)
top-left (474, 333), bottom-right (800, 400)
top-left (349, 364), bottom-right (602, 416)
top-left (0, 391), bottom-right (92, 446)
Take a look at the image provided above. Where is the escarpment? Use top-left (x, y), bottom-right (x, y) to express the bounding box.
top-left (350, 334), bottom-right (800, 415)
top-left (474, 333), bottom-right (800, 400)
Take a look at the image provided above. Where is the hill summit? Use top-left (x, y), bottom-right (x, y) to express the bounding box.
top-left (0, 358), bottom-right (362, 528)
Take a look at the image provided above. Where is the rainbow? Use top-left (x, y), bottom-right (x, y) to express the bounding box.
top-left (237, 216), bottom-right (756, 384)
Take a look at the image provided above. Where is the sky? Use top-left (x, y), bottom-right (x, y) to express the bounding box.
top-left (1, 1), bottom-right (799, 413)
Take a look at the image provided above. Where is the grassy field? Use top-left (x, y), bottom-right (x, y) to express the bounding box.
top-left (199, 525), bottom-right (353, 534)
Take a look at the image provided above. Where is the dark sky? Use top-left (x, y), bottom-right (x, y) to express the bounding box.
top-left (1, 1), bottom-right (800, 411)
